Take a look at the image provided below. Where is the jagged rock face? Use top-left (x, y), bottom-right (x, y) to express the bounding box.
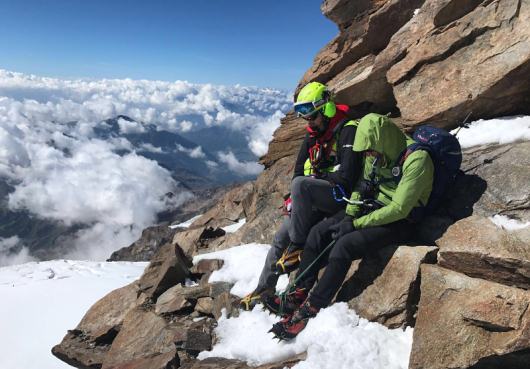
top-left (137, 243), bottom-right (192, 300)
top-left (54, 254), bottom-right (241, 369)
top-left (410, 265), bottom-right (530, 369)
top-left (340, 245), bottom-right (438, 328)
top-left (52, 282), bottom-right (144, 369)
top-left (436, 216), bottom-right (530, 289)
top-left (107, 225), bottom-right (178, 262)
top-left (303, 0), bottom-right (530, 129)
top-left (448, 141), bottom-right (530, 222)
top-left (387, 0), bottom-right (530, 127)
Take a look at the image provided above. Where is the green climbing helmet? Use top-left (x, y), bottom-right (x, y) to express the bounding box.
top-left (294, 82), bottom-right (336, 119)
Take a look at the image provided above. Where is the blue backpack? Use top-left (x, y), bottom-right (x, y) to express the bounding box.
top-left (396, 126), bottom-right (462, 219)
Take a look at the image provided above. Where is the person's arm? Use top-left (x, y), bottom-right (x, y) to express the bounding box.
top-left (293, 134), bottom-right (310, 179)
top-left (324, 125), bottom-right (362, 193)
top-left (353, 151), bottom-right (434, 228)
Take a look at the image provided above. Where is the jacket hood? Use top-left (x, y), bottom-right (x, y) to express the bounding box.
top-left (352, 114), bottom-right (407, 164)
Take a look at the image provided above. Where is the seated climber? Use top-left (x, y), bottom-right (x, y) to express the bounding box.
top-left (269, 113), bottom-right (435, 340)
top-left (239, 81), bottom-right (363, 310)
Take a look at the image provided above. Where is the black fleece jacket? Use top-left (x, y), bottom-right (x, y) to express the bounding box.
top-left (292, 124), bottom-right (361, 194)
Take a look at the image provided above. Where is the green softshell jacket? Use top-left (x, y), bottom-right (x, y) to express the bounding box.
top-left (345, 113), bottom-right (434, 229)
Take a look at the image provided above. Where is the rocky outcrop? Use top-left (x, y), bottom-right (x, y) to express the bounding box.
top-left (305, 0), bottom-right (530, 129)
top-left (447, 141), bottom-right (530, 222)
top-left (342, 245), bottom-right (438, 328)
top-left (52, 282), bottom-right (144, 369)
top-left (107, 225), bottom-right (178, 262)
top-left (53, 249), bottom-right (240, 369)
top-left (436, 215), bottom-right (530, 289)
top-left (410, 265), bottom-right (530, 369)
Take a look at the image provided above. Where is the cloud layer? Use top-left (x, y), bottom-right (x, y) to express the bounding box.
top-left (0, 70), bottom-right (291, 263)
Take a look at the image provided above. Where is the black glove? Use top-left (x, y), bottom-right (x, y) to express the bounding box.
top-left (329, 216), bottom-right (355, 240)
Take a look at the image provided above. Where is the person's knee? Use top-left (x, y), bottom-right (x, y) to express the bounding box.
top-left (291, 176), bottom-right (314, 196)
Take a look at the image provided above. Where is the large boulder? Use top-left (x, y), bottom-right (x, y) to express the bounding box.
top-left (52, 282), bottom-right (143, 369)
top-left (410, 265), bottom-right (530, 369)
top-left (436, 215), bottom-right (530, 289)
top-left (101, 308), bottom-right (183, 369)
top-left (137, 243), bottom-right (191, 300)
top-left (299, 0), bottom-right (424, 105)
top-left (448, 141), bottom-right (530, 222)
top-left (386, 0), bottom-right (530, 128)
top-left (343, 245), bottom-right (438, 328)
top-left (107, 225), bottom-right (177, 262)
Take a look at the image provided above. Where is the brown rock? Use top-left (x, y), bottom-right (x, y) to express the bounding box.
top-left (155, 286), bottom-right (193, 315)
top-left (190, 183), bottom-right (253, 229)
top-left (173, 227), bottom-right (226, 257)
top-left (107, 225), bottom-right (177, 262)
top-left (208, 282), bottom-right (233, 298)
top-left (195, 297), bottom-right (214, 315)
top-left (299, 0), bottom-right (423, 99)
top-left (448, 142), bottom-right (530, 222)
top-left (386, 0), bottom-right (530, 127)
top-left (410, 265), bottom-right (530, 369)
top-left (180, 284), bottom-right (211, 300)
top-left (52, 329), bottom-right (110, 369)
top-left (191, 259), bottom-right (224, 275)
top-left (436, 215), bottom-right (530, 289)
top-left (179, 353), bottom-right (306, 369)
top-left (104, 350), bottom-right (179, 369)
top-left (212, 291), bottom-right (235, 321)
top-left (102, 308), bottom-right (184, 369)
top-left (52, 282), bottom-right (142, 369)
top-left (137, 243), bottom-right (191, 300)
top-left (344, 245), bottom-right (438, 328)
top-left (182, 320), bottom-right (213, 355)
top-left (259, 113), bottom-right (305, 169)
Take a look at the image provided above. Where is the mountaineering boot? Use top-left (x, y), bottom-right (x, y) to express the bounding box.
top-left (239, 287), bottom-right (274, 311)
top-left (269, 300), bottom-right (320, 341)
top-left (273, 243), bottom-right (303, 275)
top-left (268, 314), bottom-right (292, 341)
top-left (263, 287), bottom-right (307, 316)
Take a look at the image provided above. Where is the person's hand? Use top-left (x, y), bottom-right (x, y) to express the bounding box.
top-left (329, 216), bottom-right (355, 240)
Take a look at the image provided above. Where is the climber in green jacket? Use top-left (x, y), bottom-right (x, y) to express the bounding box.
top-left (269, 113), bottom-right (434, 340)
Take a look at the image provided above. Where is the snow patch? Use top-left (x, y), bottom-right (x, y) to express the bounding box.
top-left (0, 260), bottom-right (147, 369)
top-left (199, 303), bottom-right (413, 369)
top-left (193, 243), bottom-right (288, 297)
top-left (222, 218), bottom-right (246, 233)
top-left (452, 116), bottom-right (530, 148)
top-left (170, 214), bottom-right (203, 229)
top-left (490, 215), bottom-right (530, 231)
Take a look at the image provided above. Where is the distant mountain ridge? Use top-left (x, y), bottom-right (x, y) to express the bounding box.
top-left (0, 114), bottom-right (260, 262)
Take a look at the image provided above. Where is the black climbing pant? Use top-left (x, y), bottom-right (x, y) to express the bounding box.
top-left (295, 211), bottom-right (415, 309)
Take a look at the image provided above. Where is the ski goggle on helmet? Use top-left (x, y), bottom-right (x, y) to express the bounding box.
top-left (294, 100), bottom-right (326, 120)
top-left (294, 81), bottom-right (335, 120)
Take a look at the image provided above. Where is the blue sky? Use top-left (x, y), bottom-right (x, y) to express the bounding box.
top-left (0, 0), bottom-right (337, 89)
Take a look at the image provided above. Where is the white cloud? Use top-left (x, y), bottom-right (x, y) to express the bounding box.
top-left (217, 150), bottom-right (263, 176)
top-left (0, 236), bottom-right (36, 267)
top-left (117, 117), bottom-right (146, 134)
top-left (206, 160), bottom-right (219, 168)
top-left (139, 143), bottom-right (164, 153)
top-left (179, 120), bottom-right (194, 132)
top-left (176, 144), bottom-right (206, 159)
top-left (0, 69), bottom-right (291, 263)
top-left (247, 110), bottom-right (284, 156)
